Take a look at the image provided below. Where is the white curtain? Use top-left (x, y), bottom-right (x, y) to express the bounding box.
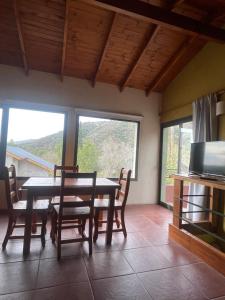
top-left (188, 93), bottom-right (218, 221)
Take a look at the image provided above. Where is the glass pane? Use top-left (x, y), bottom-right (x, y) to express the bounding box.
top-left (179, 121), bottom-right (193, 174)
top-left (0, 108), bottom-right (2, 143)
top-left (160, 125), bottom-right (180, 206)
top-left (76, 116), bottom-right (138, 178)
top-left (6, 108), bottom-right (65, 177)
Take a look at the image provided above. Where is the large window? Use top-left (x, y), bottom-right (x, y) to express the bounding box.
top-left (75, 115), bottom-right (139, 179)
top-left (160, 119), bottom-right (192, 207)
top-left (0, 108), bottom-right (2, 143)
top-left (6, 108), bottom-right (65, 177)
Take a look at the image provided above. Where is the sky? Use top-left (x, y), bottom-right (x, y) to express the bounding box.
top-left (7, 108), bottom-right (65, 142)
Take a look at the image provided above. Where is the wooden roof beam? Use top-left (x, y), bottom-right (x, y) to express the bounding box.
top-left (145, 11), bottom-right (225, 96)
top-left (61, 0), bottom-right (70, 81)
top-left (92, 12), bottom-right (117, 87)
top-left (82, 0), bottom-right (225, 43)
top-left (119, 0), bottom-right (180, 91)
top-left (14, 0), bottom-right (29, 75)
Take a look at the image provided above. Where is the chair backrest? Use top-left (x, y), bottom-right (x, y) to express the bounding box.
top-left (3, 165), bottom-right (19, 211)
top-left (54, 165), bottom-right (79, 177)
top-left (59, 171), bottom-right (97, 213)
top-left (116, 168), bottom-right (132, 207)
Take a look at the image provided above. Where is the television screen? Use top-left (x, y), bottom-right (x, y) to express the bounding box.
top-left (189, 142), bottom-right (205, 175)
top-left (203, 141), bottom-right (225, 177)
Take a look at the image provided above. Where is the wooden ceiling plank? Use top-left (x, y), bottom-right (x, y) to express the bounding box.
top-left (120, 0), bottom-right (180, 91)
top-left (61, 0), bottom-right (70, 81)
top-left (145, 10), bottom-right (225, 96)
top-left (120, 25), bottom-right (160, 91)
top-left (81, 0), bottom-right (225, 43)
top-left (92, 12), bottom-right (117, 87)
top-left (14, 0), bottom-right (29, 75)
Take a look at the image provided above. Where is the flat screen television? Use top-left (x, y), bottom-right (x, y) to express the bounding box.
top-left (189, 141), bottom-right (225, 179)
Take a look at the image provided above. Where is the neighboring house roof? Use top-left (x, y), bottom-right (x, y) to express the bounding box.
top-left (7, 146), bottom-right (54, 172)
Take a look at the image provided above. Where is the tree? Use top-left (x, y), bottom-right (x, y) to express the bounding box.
top-left (77, 139), bottom-right (99, 172)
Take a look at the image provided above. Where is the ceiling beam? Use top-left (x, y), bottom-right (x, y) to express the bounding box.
top-left (145, 11), bottom-right (225, 96)
top-left (120, 0), bottom-right (180, 91)
top-left (61, 0), bottom-right (70, 81)
top-left (120, 25), bottom-right (159, 92)
top-left (14, 0), bottom-right (29, 75)
top-left (92, 12), bottom-right (117, 87)
top-left (82, 0), bottom-right (225, 43)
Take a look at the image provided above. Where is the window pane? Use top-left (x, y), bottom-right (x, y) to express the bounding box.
top-left (6, 108), bottom-right (65, 177)
top-left (76, 116), bottom-right (138, 178)
top-left (180, 121), bottom-right (193, 174)
top-left (0, 108), bottom-right (2, 143)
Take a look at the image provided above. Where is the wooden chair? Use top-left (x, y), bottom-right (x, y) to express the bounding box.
top-left (51, 171), bottom-right (96, 259)
top-left (2, 165), bottom-right (49, 249)
top-left (93, 168), bottom-right (131, 242)
top-left (51, 164), bottom-right (79, 205)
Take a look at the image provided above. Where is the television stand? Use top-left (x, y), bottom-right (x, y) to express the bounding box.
top-left (169, 174), bottom-right (225, 276)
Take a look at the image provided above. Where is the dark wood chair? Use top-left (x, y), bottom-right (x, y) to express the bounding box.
top-left (51, 171), bottom-right (96, 259)
top-left (2, 165), bottom-right (49, 249)
top-left (51, 164), bottom-right (79, 206)
top-left (93, 168), bottom-right (131, 242)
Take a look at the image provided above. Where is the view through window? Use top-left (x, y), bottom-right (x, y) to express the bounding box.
top-left (0, 108), bottom-right (2, 143)
top-left (160, 120), bottom-right (192, 207)
top-left (76, 116), bottom-right (139, 178)
top-left (6, 108), bottom-right (65, 177)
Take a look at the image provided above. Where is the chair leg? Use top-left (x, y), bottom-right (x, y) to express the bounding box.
top-left (121, 209), bottom-right (127, 238)
top-left (93, 209), bottom-right (99, 243)
top-left (115, 210), bottom-right (120, 228)
top-left (41, 214), bottom-right (47, 248)
top-left (57, 223), bottom-right (62, 260)
top-left (2, 215), bottom-right (15, 250)
top-left (50, 211), bottom-right (57, 243)
top-left (88, 217), bottom-right (93, 256)
top-left (32, 213), bottom-right (37, 234)
top-left (81, 219), bottom-right (86, 238)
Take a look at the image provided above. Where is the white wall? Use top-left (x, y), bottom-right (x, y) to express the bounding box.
top-left (0, 64), bottom-right (161, 206)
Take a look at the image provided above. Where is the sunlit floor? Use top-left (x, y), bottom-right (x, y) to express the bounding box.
top-left (0, 204), bottom-right (225, 300)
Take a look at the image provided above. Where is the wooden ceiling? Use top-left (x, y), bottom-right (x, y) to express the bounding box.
top-left (0, 0), bottom-right (225, 96)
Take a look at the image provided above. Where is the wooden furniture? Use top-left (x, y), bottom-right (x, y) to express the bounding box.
top-left (2, 166), bottom-right (49, 249)
top-left (22, 176), bottom-right (119, 255)
top-left (51, 171), bottom-right (96, 259)
top-left (170, 174), bottom-right (225, 275)
top-left (53, 165), bottom-right (79, 177)
top-left (93, 168), bottom-right (131, 242)
top-left (52, 164), bottom-right (79, 205)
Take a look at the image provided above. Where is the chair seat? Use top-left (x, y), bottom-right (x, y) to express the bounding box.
top-left (51, 196), bottom-right (83, 205)
top-left (13, 199), bottom-right (49, 211)
top-left (54, 205), bottom-right (90, 217)
top-left (94, 198), bottom-right (122, 209)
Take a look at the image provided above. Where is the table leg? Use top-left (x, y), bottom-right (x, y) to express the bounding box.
top-left (106, 190), bottom-right (115, 245)
top-left (173, 179), bottom-right (183, 229)
top-left (23, 190), bottom-right (33, 256)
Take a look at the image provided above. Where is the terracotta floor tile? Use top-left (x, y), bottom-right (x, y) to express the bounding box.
top-left (0, 291), bottom-right (34, 300)
top-left (157, 242), bottom-right (201, 267)
top-left (84, 251), bottom-right (133, 279)
top-left (138, 267), bottom-right (207, 300)
top-left (34, 282), bottom-right (93, 300)
top-left (0, 261), bottom-right (39, 295)
top-left (123, 246), bottom-right (172, 273)
top-left (36, 257), bottom-right (88, 288)
top-left (0, 241), bottom-right (41, 264)
top-left (92, 274), bottom-right (151, 300)
top-left (139, 229), bottom-right (169, 246)
top-left (180, 263), bottom-right (225, 299)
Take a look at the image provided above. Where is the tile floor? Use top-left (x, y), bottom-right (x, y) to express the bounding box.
top-left (0, 204), bottom-right (225, 300)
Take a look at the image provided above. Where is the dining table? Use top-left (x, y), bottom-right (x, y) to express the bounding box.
top-left (22, 176), bottom-right (120, 256)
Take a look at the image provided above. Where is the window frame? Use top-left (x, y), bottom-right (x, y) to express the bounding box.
top-left (158, 116), bottom-right (192, 210)
top-left (0, 104), bottom-right (67, 178)
top-left (74, 112), bottom-right (140, 181)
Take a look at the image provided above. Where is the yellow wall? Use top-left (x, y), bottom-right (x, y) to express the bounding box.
top-left (161, 42), bottom-right (225, 124)
top-left (162, 41), bottom-right (225, 237)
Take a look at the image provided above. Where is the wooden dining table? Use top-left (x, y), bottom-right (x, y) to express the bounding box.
top-left (22, 177), bottom-right (120, 256)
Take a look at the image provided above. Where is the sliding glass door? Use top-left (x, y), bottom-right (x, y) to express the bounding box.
top-left (160, 119), bottom-right (192, 208)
